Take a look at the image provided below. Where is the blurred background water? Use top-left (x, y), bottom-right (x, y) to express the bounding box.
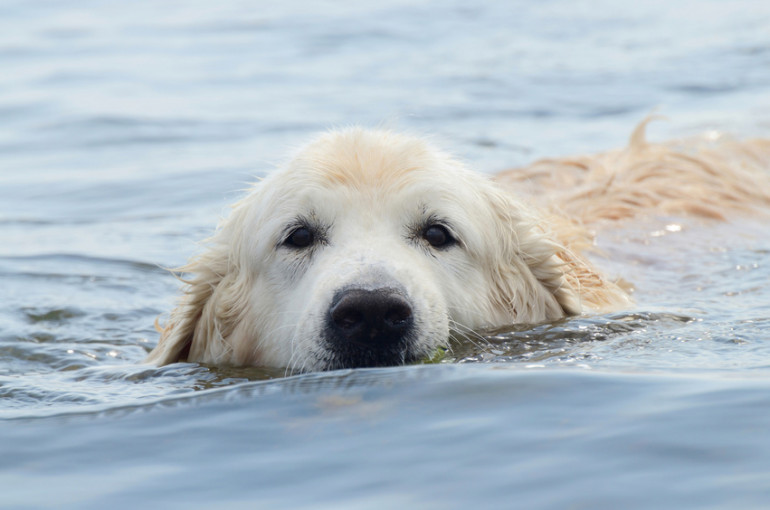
top-left (1, 1), bottom-right (770, 508)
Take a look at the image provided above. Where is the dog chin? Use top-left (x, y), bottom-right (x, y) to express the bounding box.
top-left (313, 342), bottom-right (424, 371)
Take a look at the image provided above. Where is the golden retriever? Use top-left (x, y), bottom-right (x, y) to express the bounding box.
top-left (146, 120), bottom-right (770, 371)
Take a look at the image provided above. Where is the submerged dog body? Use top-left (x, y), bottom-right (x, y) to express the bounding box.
top-left (147, 129), bottom-right (628, 370)
top-left (147, 124), bottom-right (770, 371)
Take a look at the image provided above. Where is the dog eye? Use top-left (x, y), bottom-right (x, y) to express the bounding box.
top-left (284, 227), bottom-right (314, 248)
top-left (423, 225), bottom-right (455, 248)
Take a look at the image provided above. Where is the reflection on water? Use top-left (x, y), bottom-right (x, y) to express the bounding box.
top-left (4, 364), bottom-right (770, 509)
top-left (449, 311), bottom-right (695, 364)
top-left (1, 0), bottom-right (770, 508)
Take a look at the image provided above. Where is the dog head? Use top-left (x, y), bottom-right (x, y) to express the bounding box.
top-left (147, 129), bottom-right (587, 371)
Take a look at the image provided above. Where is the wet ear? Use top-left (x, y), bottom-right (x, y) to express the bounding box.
top-left (145, 201), bottom-right (258, 366)
top-left (485, 185), bottom-right (630, 319)
top-left (482, 187), bottom-right (573, 321)
top-left (532, 207), bottom-right (633, 314)
top-left (552, 230), bottom-right (633, 314)
top-left (145, 247), bottom-right (230, 365)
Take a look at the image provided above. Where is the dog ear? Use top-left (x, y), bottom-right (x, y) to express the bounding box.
top-left (145, 247), bottom-right (228, 365)
top-left (545, 213), bottom-right (633, 313)
top-left (484, 187), bottom-right (629, 322)
top-left (145, 205), bottom-right (257, 366)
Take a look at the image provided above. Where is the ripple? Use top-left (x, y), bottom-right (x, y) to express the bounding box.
top-left (23, 307), bottom-right (86, 324)
top-left (0, 253), bottom-right (166, 275)
top-left (447, 311), bottom-right (696, 365)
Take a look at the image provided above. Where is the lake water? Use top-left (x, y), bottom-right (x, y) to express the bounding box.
top-left (2, 1), bottom-right (770, 508)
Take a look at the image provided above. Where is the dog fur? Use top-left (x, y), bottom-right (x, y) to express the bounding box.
top-left (146, 120), bottom-right (770, 371)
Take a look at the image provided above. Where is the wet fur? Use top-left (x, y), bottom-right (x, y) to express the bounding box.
top-left (146, 120), bottom-right (770, 370)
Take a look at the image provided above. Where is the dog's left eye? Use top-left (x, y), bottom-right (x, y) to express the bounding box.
top-left (284, 227), bottom-right (314, 248)
top-left (423, 224), bottom-right (455, 248)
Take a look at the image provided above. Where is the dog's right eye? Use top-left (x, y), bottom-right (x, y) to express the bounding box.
top-left (284, 227), bottom-right (314, 248)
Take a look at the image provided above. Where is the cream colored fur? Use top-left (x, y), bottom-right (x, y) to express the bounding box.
top-left (146, 121), bottom-right (770, 370)
top-left (497, 118), bottom-right (770, 222)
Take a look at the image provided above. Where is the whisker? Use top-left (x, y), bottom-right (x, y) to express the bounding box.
top-left (448, 319), bottom-right (488, 350)
top-left (448, 318), bottom-right (481, 338)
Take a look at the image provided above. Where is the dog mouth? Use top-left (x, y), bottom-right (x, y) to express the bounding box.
top-left (317, 343), bottom-right (422, 370)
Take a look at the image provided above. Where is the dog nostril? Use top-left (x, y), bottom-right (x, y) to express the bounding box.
top-left (384, 301), bottom-right (412, 328)
top-left (333, 307), bottom-right (363, 331)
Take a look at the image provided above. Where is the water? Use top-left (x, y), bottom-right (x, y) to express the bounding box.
top-left (2, 0), bottom-right (770, 508)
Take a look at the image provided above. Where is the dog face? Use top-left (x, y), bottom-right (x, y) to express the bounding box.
top-left (147, 129), bottom-right (586, 371)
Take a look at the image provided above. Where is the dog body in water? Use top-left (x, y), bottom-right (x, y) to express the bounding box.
top-left (147, 122), bottom-right (770, 371)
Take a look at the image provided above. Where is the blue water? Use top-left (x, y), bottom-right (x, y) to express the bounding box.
top-left (2, 1), bottom-right (770, 508)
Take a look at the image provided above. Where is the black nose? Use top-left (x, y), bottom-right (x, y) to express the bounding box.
top-left (328, 288), bottom-right (414, 347)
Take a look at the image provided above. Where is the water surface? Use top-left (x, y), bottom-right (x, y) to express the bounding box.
top-left (2, 1), bottom-right (770, 508)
